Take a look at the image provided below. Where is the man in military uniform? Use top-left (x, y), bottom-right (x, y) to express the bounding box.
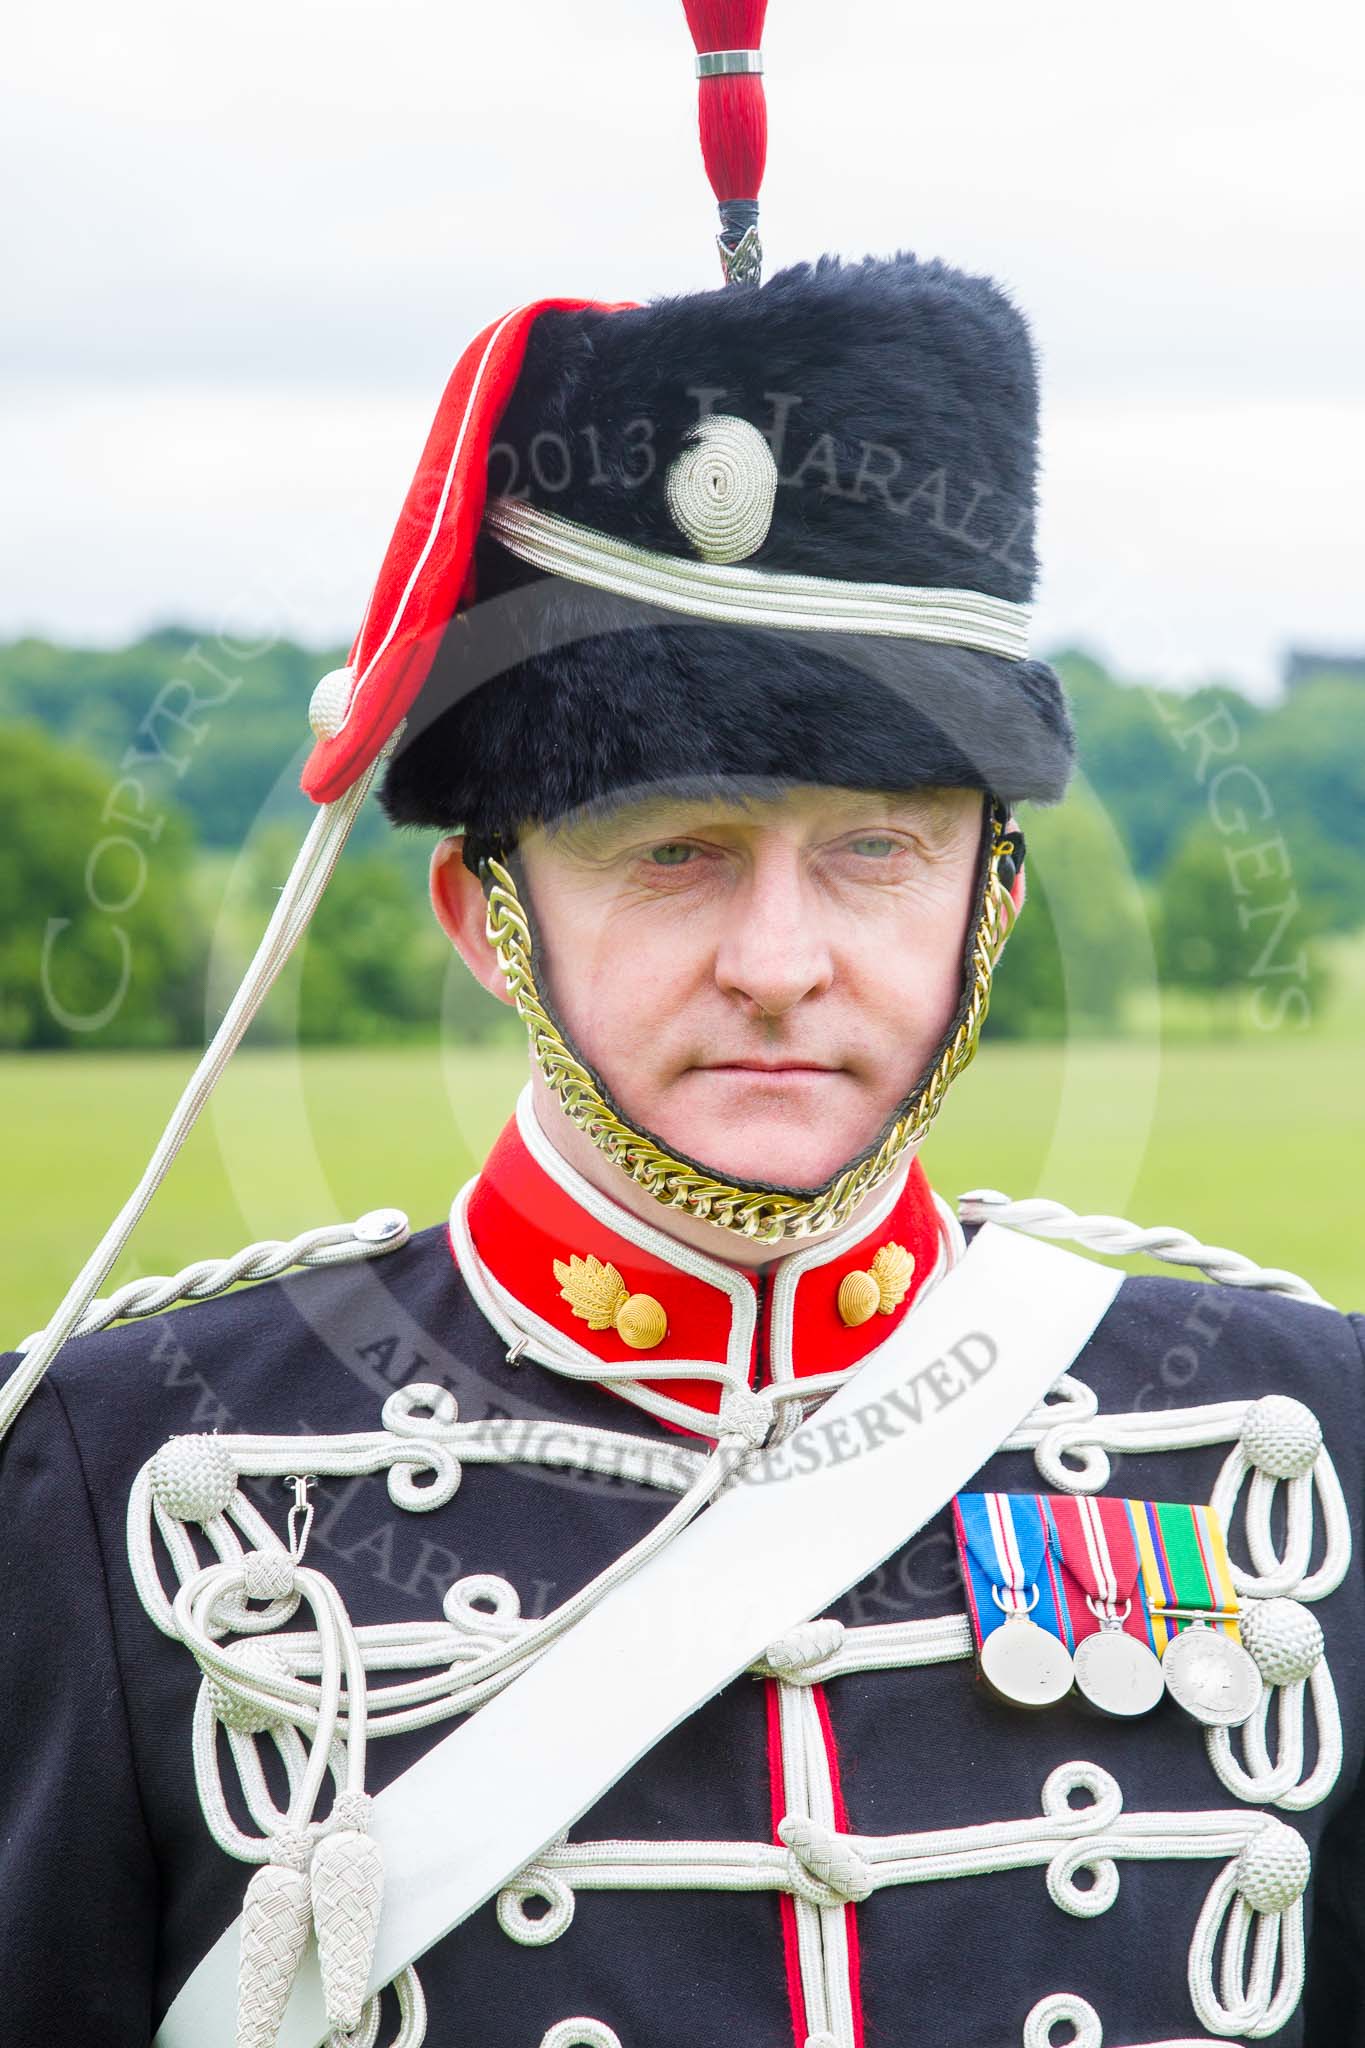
top-left (3, 19), bottom-right (1363, 2048)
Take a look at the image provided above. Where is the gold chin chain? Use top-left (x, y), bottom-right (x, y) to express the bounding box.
top-left (483, 814), bottom-right (1015, 1244)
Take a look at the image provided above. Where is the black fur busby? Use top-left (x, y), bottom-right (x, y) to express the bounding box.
top-left (379, 251), bottom-right (1074, 846)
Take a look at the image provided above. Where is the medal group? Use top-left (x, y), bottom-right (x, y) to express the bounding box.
top-left (953, 1491), bottom-right (1264, 1725)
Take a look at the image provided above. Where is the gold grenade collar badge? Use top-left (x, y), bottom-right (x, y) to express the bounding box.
top-left (837, 1242), bottom-right (915, 1328)
top-left (553, 1253), bottom-right (668, 1351)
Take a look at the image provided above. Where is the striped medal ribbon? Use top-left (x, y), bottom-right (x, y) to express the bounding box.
top-left (1132, 1499), bottom-right (1261, 1727)
top-left (1044, 1494), bottom-right (1166, 1717)
top-left (952, 1492), bottom-right (1074, 1708)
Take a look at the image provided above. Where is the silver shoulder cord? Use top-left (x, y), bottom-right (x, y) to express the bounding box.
top-left (957, 1191), bottom-right (1330, 1309)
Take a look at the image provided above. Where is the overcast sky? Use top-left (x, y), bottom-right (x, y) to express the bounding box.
top-left (4, 0), bottom-right (1363, 698)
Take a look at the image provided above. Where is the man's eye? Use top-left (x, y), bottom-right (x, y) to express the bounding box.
top-left (846, 834), bottom-right (899, 857)
top-left (645, 843), bottom-right (695, 867)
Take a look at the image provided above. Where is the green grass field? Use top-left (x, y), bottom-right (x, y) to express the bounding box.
top-left (3, 1033), bottom-right (1360, 1344)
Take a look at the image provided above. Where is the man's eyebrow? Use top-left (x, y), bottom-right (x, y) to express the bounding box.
top-left (878, 789), bottom-right (971, 833)
top-left (549, 798), bottom-right (750, 855)
top-left (809, 788), bottom-right (971, 838)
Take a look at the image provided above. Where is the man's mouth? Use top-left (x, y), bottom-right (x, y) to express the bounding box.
top-left (694, 1060), bottom-right (842, 1075)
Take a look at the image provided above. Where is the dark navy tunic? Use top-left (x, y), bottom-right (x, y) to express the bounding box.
top-left (1, 1216), bottom-right (1362, 2048)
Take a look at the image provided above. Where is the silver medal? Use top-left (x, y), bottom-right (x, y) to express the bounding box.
top-left (979, 1586), bottom-right (1074, 1708)
top-left (1073, 1621), bottom-right (1165, 1718)
top-left (1161, 1621), bottom-right (1262, 1727)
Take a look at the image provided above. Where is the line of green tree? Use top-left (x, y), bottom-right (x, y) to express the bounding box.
top-left (1, 631), bottom-right (1361, 1049)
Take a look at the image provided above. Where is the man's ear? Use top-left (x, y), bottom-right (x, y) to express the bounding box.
top-left (429, 837), bottom-right (515, 1006)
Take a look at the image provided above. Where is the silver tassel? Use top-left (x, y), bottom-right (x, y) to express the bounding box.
top-left (236, 1849), bottom-right (313, 2048)
top-left (311, 1799), bottom-right (386, 2035)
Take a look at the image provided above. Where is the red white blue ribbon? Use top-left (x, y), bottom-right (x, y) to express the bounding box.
top-left (953, 1491), bottom-right (1070, 1641)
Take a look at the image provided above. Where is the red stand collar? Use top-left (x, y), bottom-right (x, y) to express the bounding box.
top-left (453, 1109), bottom-right (953, 1435)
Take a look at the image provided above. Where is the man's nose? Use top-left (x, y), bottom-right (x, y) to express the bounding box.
top-left (713, 855), bottom-right (835, 1017)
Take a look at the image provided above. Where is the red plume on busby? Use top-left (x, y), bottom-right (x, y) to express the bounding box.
top-left (681, 0), bottom-right (768, 282)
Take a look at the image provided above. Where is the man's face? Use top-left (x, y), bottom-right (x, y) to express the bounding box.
top-left (515, 784), bottom-right (985, 1188)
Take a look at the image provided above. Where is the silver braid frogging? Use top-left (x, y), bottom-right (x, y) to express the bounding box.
top-left (483, 819), bottom-right (1015, 1243)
